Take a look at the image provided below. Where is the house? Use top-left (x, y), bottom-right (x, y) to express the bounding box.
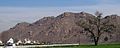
top-left (16, 40), bottom-right (22, 45)
top-left (33, 41), bottom-right (36, 44)
top-left (0, 40), bottom-right (2, 44)
top-left (24, 38), bottom-right (31, 44)
top-left (0, 40), bottom-right (3, 45)
top-left (25, 40), bottom-right (31, 44)
top-left (7, 38), bottom-right (14, 43)
top-left (6, 38), bottom-right (14, 46)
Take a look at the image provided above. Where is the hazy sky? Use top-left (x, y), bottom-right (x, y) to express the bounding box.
top-left (0, 0), bottom-right (120, 32)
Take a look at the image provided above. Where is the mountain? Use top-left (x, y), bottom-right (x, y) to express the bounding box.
top-left (0, 12), bottom-right (120, 44)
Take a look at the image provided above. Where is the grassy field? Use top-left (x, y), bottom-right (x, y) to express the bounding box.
top-left (33, 44), bottom-right (120, 48)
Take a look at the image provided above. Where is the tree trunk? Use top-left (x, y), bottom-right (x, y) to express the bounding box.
top-left (93, 37), bottom-right (98, 46)
top-left (95, 40), bottom-right (98, 46)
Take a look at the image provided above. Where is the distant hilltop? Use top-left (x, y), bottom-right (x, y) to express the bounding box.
top-left (0, 12), bottom-right (120, 44)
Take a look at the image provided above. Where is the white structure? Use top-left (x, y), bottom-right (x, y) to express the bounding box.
top-left (25, 40), bottom-right (31, 44)
top-left (16, 40), bottom-right (22, 45)
top-left (0, 40), bottom-right (2, 44)
top-left (33, 41), bottom-right (36, 43)
top-left (24, 39), bottom-right (27, 42)
top-left (12, 43), bottom-right (16, 47)
top-left (7, 38), bottom-right (14, 44)
top-left (24, 38), bottom-right (31, 44)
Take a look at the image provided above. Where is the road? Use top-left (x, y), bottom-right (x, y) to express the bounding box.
top-left (0, 44), bottom-right (79, 48)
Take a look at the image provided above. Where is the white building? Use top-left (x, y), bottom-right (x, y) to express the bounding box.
top-left (0, 40), bottom-right (2, 44)
top-left (16, 40), bottom-right (22, 45)
top-left (25, 40), bottom-right (31, 44)
top-left (24, 38), bottom-right (31, 44)
top-left (33, 41), bottom-right (36, 43)
top-left (7, 38), bottom-right (14, 44)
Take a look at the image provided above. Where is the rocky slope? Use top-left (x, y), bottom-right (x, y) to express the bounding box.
top-left (0, 12), bottom-right (120, 44)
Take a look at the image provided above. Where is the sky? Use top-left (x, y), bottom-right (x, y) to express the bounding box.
top-left (0, 0), bottom-right (120, 32)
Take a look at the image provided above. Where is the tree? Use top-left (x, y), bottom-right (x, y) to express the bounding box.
top-left (76, 11), bottom-right (115, 46)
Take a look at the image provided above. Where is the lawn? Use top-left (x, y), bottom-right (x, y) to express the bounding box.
top-left (36, 44), bottom-right (120, 48)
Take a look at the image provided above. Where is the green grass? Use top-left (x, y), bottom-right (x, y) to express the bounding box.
top-left (47, 44), bottom-right (120, 48)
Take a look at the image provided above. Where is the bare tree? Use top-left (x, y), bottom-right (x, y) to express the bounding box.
top-left (76, 11), bottom-right (115, 46)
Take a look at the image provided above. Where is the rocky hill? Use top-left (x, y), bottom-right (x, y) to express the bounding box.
top-left (0, 12), bottom-right (120, 44)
